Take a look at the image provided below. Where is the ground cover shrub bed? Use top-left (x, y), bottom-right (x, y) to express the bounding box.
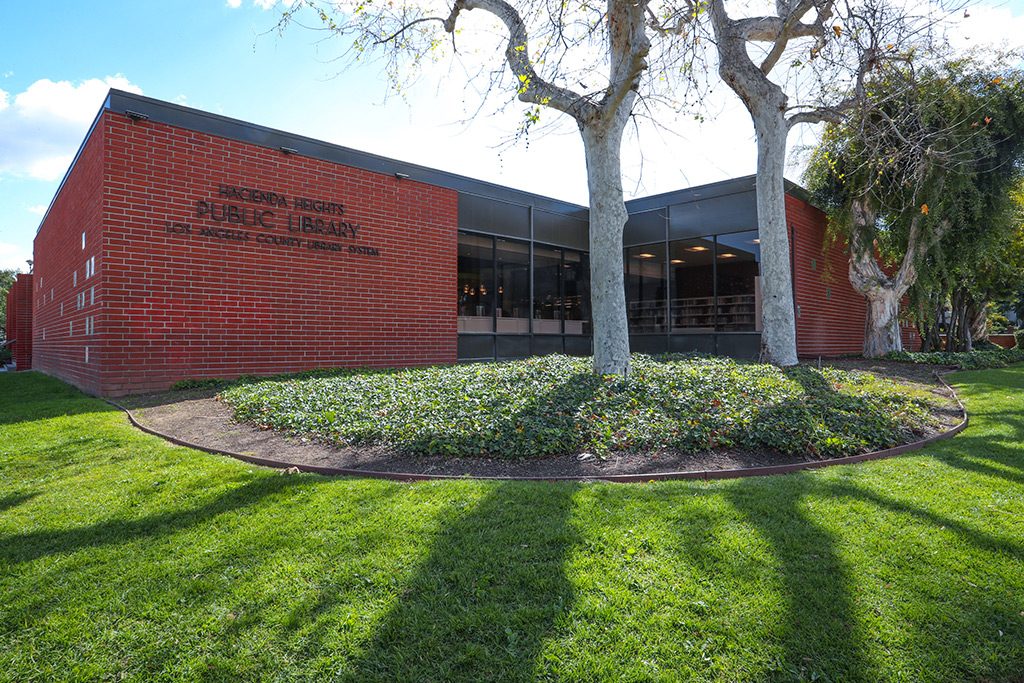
top-left (886, 346), bottom-right (1024, 370)
top-left (220, 354), bottom-right (937, 459)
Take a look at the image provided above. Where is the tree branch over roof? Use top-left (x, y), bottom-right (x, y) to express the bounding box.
top-left (443, 0), bottom-right (598, 125)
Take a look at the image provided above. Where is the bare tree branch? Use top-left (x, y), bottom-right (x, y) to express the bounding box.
top-left (444, 0), bottom-right (597, 124)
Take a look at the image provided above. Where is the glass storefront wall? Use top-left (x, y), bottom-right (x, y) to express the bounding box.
top-left (459, 227), bottom-right (760, 354)
top-left (670, 237), bottom-right (715, 332)
top-left (626, 230), bottom-right (761, 334)
top-left (533, 245), bottom-right (563, 334)
top-left (715, 231), bottom-right (761, 332)
top-left (625, 243), bottom-right (667, 333)
top-left (496, 238), bottom-right (530, 333)
top-left (458, 231), bottom-right (591, 340)
top-left (563, 250), bottom-right (591, 335)
top-left (457, 233), bottom-right (494, 333)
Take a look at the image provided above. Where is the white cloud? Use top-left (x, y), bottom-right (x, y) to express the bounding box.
top-left (14, 75), bottom-right (142, 124)
top-left (0, 75), bottom-right (143, 182)
top-left (26, 204), bottom-right (48, 216)
top-left (0, 241), bottom-right (31, 271)
top-left (254, 0), bottom-right (299, 10)
top-left (944, 3), bottom-right (1024, 51)
top-left (226, 0), bottom-right (242, 7)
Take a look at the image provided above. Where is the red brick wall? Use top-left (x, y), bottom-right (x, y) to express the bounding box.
top-left (86, 111), bottom-right (456, 395)
top-left (5, 273), bottom-right (33, 369)
top-left (32, 119), bottom-right (106, 393)
top-left (897, 308), bottom-right (921, 351)
top-left (789, 194), bottom-right (867, 357)
top-left (788, 194), bottom-right (921, 356)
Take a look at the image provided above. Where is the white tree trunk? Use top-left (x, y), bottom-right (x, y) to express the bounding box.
top-left (708, 0), bottom-right (800, 367)
top-left (583, 123), bottom-right (631, 376)
top-left (753, 111), bottom-right (799, 366)
top-left (847, 199), bottom-right (923, 358)
top-left (863, 288), bottom-right (903, 358)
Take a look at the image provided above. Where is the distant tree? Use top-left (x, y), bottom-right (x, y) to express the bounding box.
top-left (919, 176), bottom-right (1024, 350)
top-left (806, 57), bottom-right (1024, 356)
top-left (0, 269), bottom-right (18, 340)
top-left (279, 1), bottom-right (701, 376)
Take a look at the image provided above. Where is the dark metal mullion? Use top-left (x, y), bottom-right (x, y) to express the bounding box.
top-left (712, 234), bottom-right (719, 355)
top-left (559, 248), bottom-right (565, 337)
top-left (491, 235), bottom-right (498, 361)
top-left (663, 209), bottom-right (670, 345)
top-left (529, 207), bottom-right (535, 342)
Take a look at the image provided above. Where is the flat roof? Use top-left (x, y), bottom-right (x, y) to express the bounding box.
top-left (105, 90), bottom-right (590, 218)
top-left (38, 89), bottom-right (814, 235)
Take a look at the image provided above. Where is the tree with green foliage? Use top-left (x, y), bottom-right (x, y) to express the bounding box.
top-left (806, 57), bottom-right (1024, 357)
top-left (0, 268), bottom-right (18, 341)
top-left (920, 180), bottom-right (1024, 351)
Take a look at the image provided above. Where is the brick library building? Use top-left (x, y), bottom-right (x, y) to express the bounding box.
top-left (4, 90), bottom-right (917, 396)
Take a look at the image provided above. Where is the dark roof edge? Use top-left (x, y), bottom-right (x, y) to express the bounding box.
top-left (624, 175), bottom-right (757, 213)
top-left (35, 90), bottom-right (820, 240)
top-left (783, 178), bottom-right (815, 205)
top-left (105, 90), bottom-right (590, 217)
top-left (624, 173), bottom-right (817, 213)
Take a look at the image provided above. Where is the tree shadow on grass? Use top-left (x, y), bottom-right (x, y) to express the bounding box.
top-left (721, 476), bottom-right (873, 681)
top-left (340, 482), bottom-right (579, 682)
top-left (0, 475), bottom-right (308, 566)
top-left (931, 437), bottom-right (1024, 487)
top-left (924, 394), bottom-right (1024, 486)
top-left (0, 491), bottom-right (38, 514)
top-left (823, 479), bottom-right (1024, 560)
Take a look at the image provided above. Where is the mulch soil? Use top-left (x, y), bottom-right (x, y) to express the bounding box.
top-left (116, 359), bottom-right (965, 479)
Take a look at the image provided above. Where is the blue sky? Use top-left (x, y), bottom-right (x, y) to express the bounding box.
top-left (2, 0), bottom-right (1023, 270)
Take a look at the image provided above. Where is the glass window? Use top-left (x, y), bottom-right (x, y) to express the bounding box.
top-left (458, 232), bottom-right (494, 333)
top-left (625, 243), bottom-right (667, 333)
top-left (533, 245), bottom-right (563, 334)
top-left (495, 238), bottom-right (530, 334)
top-left (669, 237), bottom-right (716, 332)
top-left (563, 250), bottom-right (591, 335)
top-left (716, 231), bottom-right (761, 332)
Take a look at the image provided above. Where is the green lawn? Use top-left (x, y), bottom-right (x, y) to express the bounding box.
top-left (1, 367), bottom-right (1022, 682)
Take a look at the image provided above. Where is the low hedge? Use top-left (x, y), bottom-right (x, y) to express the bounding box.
top-left (220, 354), bottom-right (938, 459)
top-left (886, 346), bottom-right (1024, 370)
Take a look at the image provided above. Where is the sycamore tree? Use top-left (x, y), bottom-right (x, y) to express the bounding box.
top-left (650, 0), bottom-right (941, 364)
top-left (806, 57), bottom-right (1023, 356)
top-left (279, 1), bottom-right (700, 376)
